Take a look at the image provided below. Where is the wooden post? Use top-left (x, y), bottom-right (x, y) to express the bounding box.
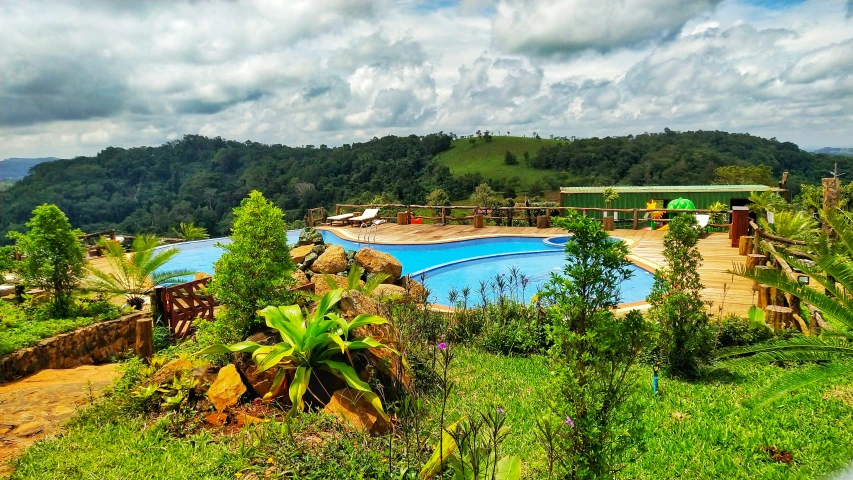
top-left (738, 236), bottom-right (754, 255)
top-left (109, 229), bottom-right (116, 240)
top-left (757, 284), bottom-right (772, 308)
top-left (753, 227), bottom-right (761, 254)
top-left (779, 171), bottom-right (791, 202)
top-left (442, 207), bottom-right (447, 224)
top-left (632, 209), bottom-right (639, 230)
top-left (602, 216), bottom-right (615, 231)
top-left (536, 215), bottom-right (550, 229)
top-left (508, 207), bottom-right (513, 226)
top-left (335, 205), bottom-right (341, 216)
top-left (746, 254), bottom-right (767, 269)
top-left (765, 305), bottom-right (793, 330)
top-left (474, 214), bottom-right (484, 228)
top-left (823, 177), bottom-right (840, 235)
top-left (307, 209), bottom-right (314, 227)
top-left (135, 317), bottom-right (154, 360)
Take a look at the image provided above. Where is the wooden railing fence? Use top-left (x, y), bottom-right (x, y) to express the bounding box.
top-left (330, 203), bottom-right (730, 230)
top-left (153, 277), bottom-right (217, 339)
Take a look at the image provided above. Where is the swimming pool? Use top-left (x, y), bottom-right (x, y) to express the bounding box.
top-left (157, 230), bottom-right (654, 305)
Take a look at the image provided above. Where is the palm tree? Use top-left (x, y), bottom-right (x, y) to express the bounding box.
top-left (758, 209), bottom-right (819, 241)
top-left (86, 234), bottom-right (195, 309)
top-left (172, 222), bottom-right (209, 241)
top-left (720, 208), bottom-right (853, 405)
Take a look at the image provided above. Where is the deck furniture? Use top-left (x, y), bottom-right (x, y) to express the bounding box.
top-left (327, 212), bottom-right (355, 226)
top-left (349, 208), bottom-right (379, 226)
top-left (695, 214), bottom-right (710, 229)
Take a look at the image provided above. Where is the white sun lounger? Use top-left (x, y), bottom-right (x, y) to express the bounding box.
top-left (326, 213), bottom-right (354, 225)
top-left (349, 208), bottom-right (379, 225)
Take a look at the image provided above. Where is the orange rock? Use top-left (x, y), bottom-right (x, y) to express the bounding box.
top-left (310, 245), bottom-right (347, 274)
top-left (323, 388), bottom-right (389, 435)
top-left (207, 364), bottom-right (247, 412)
top-left (314, 274), bottom-right (362, 298)
top-left (149, 358), bottom-right (194, 386)
top-left (355, 249), bottom-right (402, 283)
top-left (204, 412), bottom-right (228, 427)
top-left (290, 244), bottom-right (314, 263)
top-left (235, 413), bottom-right (266, 426)
top-left (291, 269), bottom-right (310, 287)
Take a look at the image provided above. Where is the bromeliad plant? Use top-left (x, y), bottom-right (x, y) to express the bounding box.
top-left (198, 289), bottom-right (394, 419)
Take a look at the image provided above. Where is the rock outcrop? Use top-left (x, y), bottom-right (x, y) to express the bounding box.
top-left (355, 248), bottom-right (402, 283)
top-left (289, 244), bottom-right (314, 263)
top-left (311, 245), bottom-right (347, 274)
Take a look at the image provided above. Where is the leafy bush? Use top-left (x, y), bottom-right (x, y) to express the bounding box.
top-left (7, 204), bottom-right (86, 316)
top-left (207, 190), bottom-right (295, 343)
top-left (715, 314), bottom-right (775, 348)
top-left (648, 214), bottom-right (715, 378)
top-left (540, 213), bottom-right (652, 479)
top-left (0, 298), bottom-right (122, 355)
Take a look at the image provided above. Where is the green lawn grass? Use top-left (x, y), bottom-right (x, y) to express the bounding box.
top-left (0, 299), bottom-right (123, 355)
top-left (435, 136), bottom-right (564, 192)
top-left (440, 348), bottom-right (853, 479)
top-left (11, 347), bottom-right (853, 479)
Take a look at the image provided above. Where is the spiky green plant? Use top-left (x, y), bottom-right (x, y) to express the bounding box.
top-left (172, 222), bottom-right (209, 241)
top-left (747, 190), bottom-right (786, 214)
top-left (323, 265), bottom-right (389, 297)
top-left (758, 209), bottom-right (819, 241)
top-left (86, 234), bottom-right (194, 308)
top-left (721, 208), bottom-right (853, 405)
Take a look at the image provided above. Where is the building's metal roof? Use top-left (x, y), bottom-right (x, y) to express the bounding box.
top-left (560, 185), bottom-right (782, 194)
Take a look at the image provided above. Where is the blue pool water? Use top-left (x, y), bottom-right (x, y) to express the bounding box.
top-left (158, 230), bottom-right (653, 305)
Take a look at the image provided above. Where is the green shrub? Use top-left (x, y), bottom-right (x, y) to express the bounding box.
top-left (207, 191), bottom-right (295, 343)
top-left (715, 314), bottom-right (775, 348)
top-left (7, 204), bottom-right (86, 316)
top-left (540, 213), bottom-right (653, 479)
top-left (648, 214), bottom-right (715, 378)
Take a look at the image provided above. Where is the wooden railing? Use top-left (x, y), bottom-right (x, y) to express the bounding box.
top-left (330, 203), bottom-right (730, 230)
top-left (153, 277), bottom-right (217, 339)
top-left (742, 220), bottom-right (823, 334)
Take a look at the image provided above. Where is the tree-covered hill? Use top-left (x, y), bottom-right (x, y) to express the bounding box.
top-left (0, 129), bottom-right (847, 242)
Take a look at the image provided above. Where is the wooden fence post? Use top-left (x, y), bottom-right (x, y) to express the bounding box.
top-left (136, 317), bottom-right (154, 361)
top-left (632, 209), bottom-right (639, 230)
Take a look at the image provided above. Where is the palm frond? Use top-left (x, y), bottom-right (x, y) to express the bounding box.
top-left (717, 336), bottom-right (853, 362)
top-left (744, 363), bottom-right (850, 408)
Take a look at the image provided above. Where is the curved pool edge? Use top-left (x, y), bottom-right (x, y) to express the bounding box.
top-left (409, 249), bottom-right (559, 277)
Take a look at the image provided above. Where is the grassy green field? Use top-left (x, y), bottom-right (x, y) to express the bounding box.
top-left (435, 136), bottom-right (565, 193)
top-left (14, 347), bottom-right (853, 479)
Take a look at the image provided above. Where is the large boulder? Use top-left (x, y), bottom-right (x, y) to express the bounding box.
top-left (290, 244), bottom-right (314, 263)
top-left (355, 249), bottom-right (402, 283)
top-left (311, 245), bottom-right (347, 274)
top-left (233, 330), bottom-right (288, 400)
top-left (149, 358), bottom-right (194, 386)
top-left (370, 284), bottom-right (409, 302)
top-left (339, 290), bottom-right (386, 319)
top-left (323, 388), bottom-right (390, 435)
top-left (291, 269), bottom-right (310, 287)
top-left (207, 364), bottom-right (247, 412)
top-left (397, 277), bottom-right (427, 301)
top-left (298, 228), bottom-right (324, 246)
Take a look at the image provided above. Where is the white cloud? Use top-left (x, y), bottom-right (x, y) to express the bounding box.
top-left (0, 0), bottom-right (851, 160)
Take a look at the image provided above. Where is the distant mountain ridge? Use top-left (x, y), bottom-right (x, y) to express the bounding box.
top-left (0, 157), bottom-right (58, 181)
top-left (812, 147), bottom-right (853, 157)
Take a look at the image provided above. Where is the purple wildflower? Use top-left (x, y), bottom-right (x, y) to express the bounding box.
top-left (497, 407), bottom-right (505, 415)
top-left (564, 415), bottom-right (574, 427)
top-left (438, 342), bottom-right (447, 350)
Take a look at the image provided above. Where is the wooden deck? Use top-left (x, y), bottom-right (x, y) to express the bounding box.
top-left (320, 224), bottom-right (754, 317)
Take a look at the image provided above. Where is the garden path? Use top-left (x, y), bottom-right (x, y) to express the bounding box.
top-left (0, 364), bottom-right (120, 475)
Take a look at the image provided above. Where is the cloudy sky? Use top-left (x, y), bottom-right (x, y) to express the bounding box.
top-left (0, 0), bottom-right (851, 160)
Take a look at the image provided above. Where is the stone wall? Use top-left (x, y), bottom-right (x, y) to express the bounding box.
top-left (0, 311), bottom-right (148, 384)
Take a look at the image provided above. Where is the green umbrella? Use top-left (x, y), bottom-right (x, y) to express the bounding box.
top-left (668, 197), bottom-right (695, 210)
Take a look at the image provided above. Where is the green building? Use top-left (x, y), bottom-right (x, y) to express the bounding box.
top-left (559, 185), bottom-right (782, 219)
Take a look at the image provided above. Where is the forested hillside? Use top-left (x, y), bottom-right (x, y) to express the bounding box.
top-left (0, 130), bottom-right (847, 242)
top-left (530, 129), bottom-right (843, 190)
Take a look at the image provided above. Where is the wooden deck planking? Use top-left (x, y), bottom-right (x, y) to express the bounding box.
top-left (320, 225), bottom-right (754, 316)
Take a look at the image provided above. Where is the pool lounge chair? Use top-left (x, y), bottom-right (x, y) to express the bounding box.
top-left (695, 213), bottom-right (710, 228)
top-left (326, 212), bottom-right (355, 226)
top-left (349, 208), bottom-right (379, 226)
